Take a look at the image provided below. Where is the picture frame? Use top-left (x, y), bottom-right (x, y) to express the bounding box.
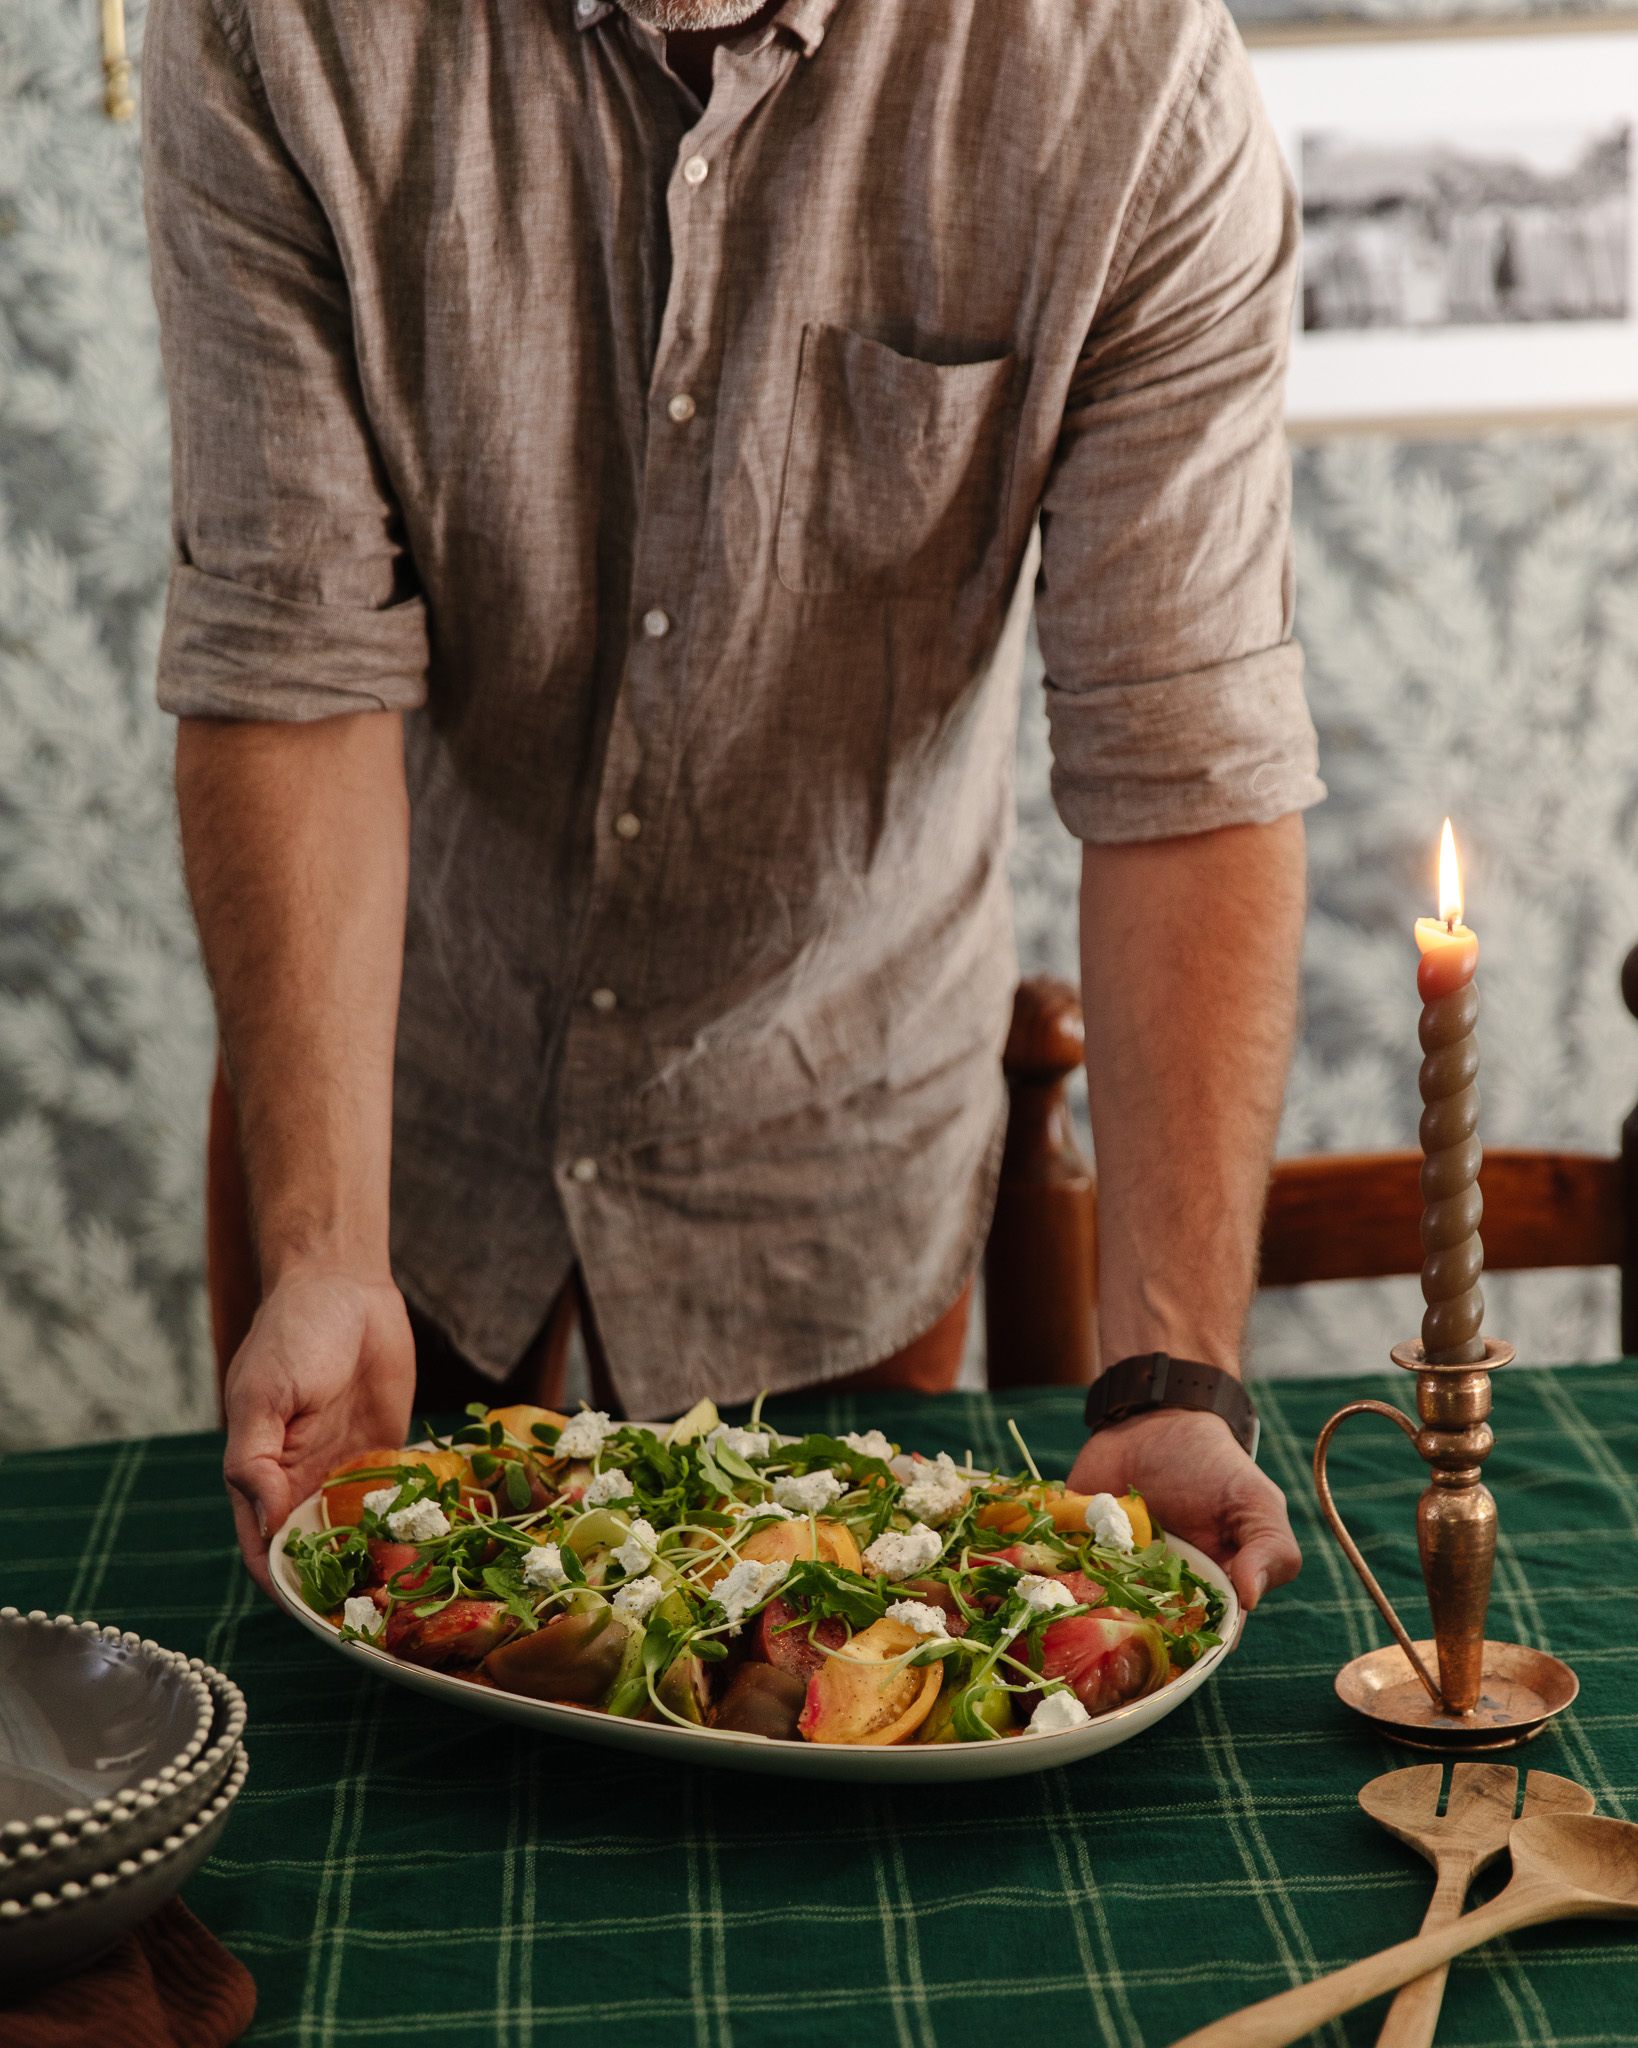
top-left (1243, 14), bottom-right (1638, 434)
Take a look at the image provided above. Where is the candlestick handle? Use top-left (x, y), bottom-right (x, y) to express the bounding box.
top-left (1312, 1402), bottom-right (1443, 1707)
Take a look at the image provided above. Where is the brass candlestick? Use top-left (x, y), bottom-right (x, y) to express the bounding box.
top-left (1313, 824), bottom-right (1577, 1751)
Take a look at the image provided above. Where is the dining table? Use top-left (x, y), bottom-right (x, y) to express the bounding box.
top-left (5, 1360), bottom-right (1638, 2046)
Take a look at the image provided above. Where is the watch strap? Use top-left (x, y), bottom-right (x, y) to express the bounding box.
top-left (1082, 1352), bottom-right (1260, 1460)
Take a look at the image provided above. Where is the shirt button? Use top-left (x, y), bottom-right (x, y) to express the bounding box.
top-left (589, 987), bottom-right (617, 1012)
top-left (667, 393), bottom-right (697, 424)
top-left (642, 608), bottom-right (670, 639)
top-left (576, 0), bottom-right (597, 14)
top-left (682, 155), bottom-right (710, 187)
top-left (614, 812), bottom-right (642, 841)
top-left (569, 1157), bottom-right (598, 1184)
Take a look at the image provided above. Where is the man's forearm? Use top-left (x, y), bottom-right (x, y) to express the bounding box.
top-left (176, 712), bottom-right (410, 1287)
top-left (1079, 815), bottom-right (1306, 1376)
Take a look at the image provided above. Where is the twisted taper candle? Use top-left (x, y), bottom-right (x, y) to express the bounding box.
top-left (1417, 935), bottom-right (1485, 1364)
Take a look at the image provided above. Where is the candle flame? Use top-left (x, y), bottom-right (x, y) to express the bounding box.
top-left (1438, 818), bottom-right (1462, 927)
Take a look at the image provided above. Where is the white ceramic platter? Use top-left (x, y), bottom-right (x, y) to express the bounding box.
top-left (270, 1488), bottom-right (1240, 1782)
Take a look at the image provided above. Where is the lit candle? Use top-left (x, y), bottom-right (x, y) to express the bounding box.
top-left (1413, 821), bottom-right (1484, 1364)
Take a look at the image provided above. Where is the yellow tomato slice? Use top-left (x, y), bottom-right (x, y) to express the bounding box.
top-left (798, 1618), bottom-right (943, 1745)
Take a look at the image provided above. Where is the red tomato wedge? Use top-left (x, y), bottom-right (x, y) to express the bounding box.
top-left (1037, 1610), bottom-right (1170, 1716)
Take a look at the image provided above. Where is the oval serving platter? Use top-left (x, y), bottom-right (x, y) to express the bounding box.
top-left (270, 1485), bottom-right (1239, 1783)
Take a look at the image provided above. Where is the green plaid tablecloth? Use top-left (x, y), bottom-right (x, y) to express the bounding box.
top-left (5, 1364), bottom-right (1638, 2047)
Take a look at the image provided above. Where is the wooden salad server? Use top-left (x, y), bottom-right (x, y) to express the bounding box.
top-left (1166, 1813), bottom-right (1638, 2048)
top-left (1363, 1763), bottom-right (1594, 2048)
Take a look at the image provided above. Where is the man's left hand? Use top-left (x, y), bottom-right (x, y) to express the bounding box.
top-left (1067, 1409), bottom-right (1300, 1613)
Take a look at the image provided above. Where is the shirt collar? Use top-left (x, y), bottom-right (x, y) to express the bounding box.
top-left (570, 0), bottom-right (843, 57)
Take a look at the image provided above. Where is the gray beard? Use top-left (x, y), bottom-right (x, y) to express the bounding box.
top-left (614, 0), bottom-right (770, 28)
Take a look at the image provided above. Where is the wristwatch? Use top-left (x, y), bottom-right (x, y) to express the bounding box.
top-left (1082, 1352), bottom-right (1260, 1461)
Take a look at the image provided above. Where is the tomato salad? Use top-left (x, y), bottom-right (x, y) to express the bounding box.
top-left (282, 1399), bottom-right (1225, 1746)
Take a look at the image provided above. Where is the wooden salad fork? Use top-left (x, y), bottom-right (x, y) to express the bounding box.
top-left (1167, 1813), bottom-right (1638, 2048)
top-left (1362, 1762), bottom-right (1595, 2048)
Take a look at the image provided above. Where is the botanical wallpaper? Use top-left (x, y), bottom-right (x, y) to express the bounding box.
top-left (2, 0), bottom-right (1635, 1447)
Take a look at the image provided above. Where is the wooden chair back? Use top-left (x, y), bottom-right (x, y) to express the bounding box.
top-left (984, 956), bottom-right (1638, 1386)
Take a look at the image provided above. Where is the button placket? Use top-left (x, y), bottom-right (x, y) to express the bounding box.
top-left (558, 42), bottom-right (801, 1184)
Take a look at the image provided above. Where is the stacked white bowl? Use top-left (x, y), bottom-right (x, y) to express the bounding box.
top-left (0, 1609), bottom-right (248, 1990)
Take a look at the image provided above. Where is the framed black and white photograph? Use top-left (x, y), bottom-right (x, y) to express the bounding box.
top-left (1246, 19), bottom-right (1638, 431)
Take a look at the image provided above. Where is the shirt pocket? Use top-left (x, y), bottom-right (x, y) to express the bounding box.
top-left (776, 323), bottom-right (1017, 596)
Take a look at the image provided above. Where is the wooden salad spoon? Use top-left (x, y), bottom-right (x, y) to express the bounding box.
top-left (1167, 1813), bottom-right (1638, 2048)
top-left (1363, 1763), bottom-right (1594, 2048)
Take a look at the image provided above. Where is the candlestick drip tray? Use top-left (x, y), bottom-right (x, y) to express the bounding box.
top-left (1336, 1638), bottom-right (1579, 1752)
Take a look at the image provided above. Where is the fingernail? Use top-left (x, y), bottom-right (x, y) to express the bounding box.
top-left (1250, 1569), bottom-right (1268, 1607)
top-left (255, 1499), bottom-right (268, 1540)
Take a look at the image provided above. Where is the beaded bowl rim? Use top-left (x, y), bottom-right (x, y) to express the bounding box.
top-left (0, 1659), bottom-right (245, 1883)
top-left (0, 1745), bottom-right (249, 1923)
top-left (0, 1611), bottom-right (224, 1845)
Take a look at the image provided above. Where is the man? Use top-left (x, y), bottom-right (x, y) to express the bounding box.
top-left (145, 0), bottom-right (1320, 1609)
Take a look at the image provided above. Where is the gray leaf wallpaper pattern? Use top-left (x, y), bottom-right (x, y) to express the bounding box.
top-left (2, 0), bottom-right (218, 1447)
top-left (2, 0), bottom-right (1635, 1448)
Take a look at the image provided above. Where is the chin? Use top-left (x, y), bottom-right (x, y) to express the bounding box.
top-left (613, 0), bottom-right (770, 28)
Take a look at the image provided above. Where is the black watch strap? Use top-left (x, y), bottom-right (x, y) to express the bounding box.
top-left (1082, 1353), bottom-right (1260, 1460)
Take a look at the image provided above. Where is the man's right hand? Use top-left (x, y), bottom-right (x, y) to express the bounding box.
top-left (177, 711), bottom-right (414, 1592)
top-left (223, 1272), bottom-right (416, 1595)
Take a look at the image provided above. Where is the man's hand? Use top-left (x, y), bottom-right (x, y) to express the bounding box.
top-left (1076, 817), bottom-right (1307, 1612)
top-left (223, 1271), bottom-right (416, 1595)
top-left (178, 713), bottom-right (412, 1584)
top-left (1067, 1410), bottom-right (1300, 1613)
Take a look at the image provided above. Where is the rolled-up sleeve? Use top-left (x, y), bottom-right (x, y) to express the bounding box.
top-left (1037, 6), bottom-right (1323, 844)
top-left (143, 0), bottom-right (428, 720)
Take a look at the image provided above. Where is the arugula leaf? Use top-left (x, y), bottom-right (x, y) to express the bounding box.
top-left (780, 1432), bottom-right (895, 1487)
top-left (1085, 1575), bottom-right (1159, 1620)
top-left (284, 1527), bottom-right (371, 1613)
top-left (779, 1558), bottom-right (888, 1631)
top-left (606, 1429), bottom-right (681, 1504)
top-left (481, 1563), bottom-right (543, 1633)
top-left (641, 1613), bottom-right (696, 1684)
top-left (1165, 1625), bottom-right (1223, 1669)
top-left (503, 1460), bottom-right (532, 1511)
top-left (964, 1563), bottom-right (1027, 1600)
top-left (695, 1437), bottom-right (737, 1499)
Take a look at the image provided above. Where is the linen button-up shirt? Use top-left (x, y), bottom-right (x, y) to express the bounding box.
top-left (144, 0), bottom-right (1324, 1416)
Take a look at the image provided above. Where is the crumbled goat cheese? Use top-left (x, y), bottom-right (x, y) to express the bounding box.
top-left (839, 1429), bottom-right (895, 1462)
top-left (714, 1557), bottom-right (788, 1630)
top-left (1085, 1493), bottom-right (1136, 1555)
top-left (862, 1523), bottom-right (944, 1582)
top-left (706, 1423), bottom-right (772, 1461)
top-left (728, 1500), bottom-right (795, 1522)
top-left (361, 1486), bottom-right (401, 1518)
top-left (386, 1498), bottom-right (451, 1543)
top-left (582, 1468), bottom-right (635, 1507)
top-left (899, 1452), bottom-right (969, 1527)
top-left (885, 1599), bottom-right (948, 1638)
top-left (555, 1410), bottom-right (618, 1460)
top-left (521, 1543), bottom-right (566, 1589)
top-left (613, 1518), bottom-right (659, 1576)
top-left (1027, 1689), bottom-right (1093, 1736)
top-left (1016, 1573), bottom-right (1076, 1615)
top-left (771, 1470), bottom-right (847, 1515)
top-left (611, 1574), bottom-right (665, 1620)
top-left (342, 1595), bottom-right (384, 1636)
